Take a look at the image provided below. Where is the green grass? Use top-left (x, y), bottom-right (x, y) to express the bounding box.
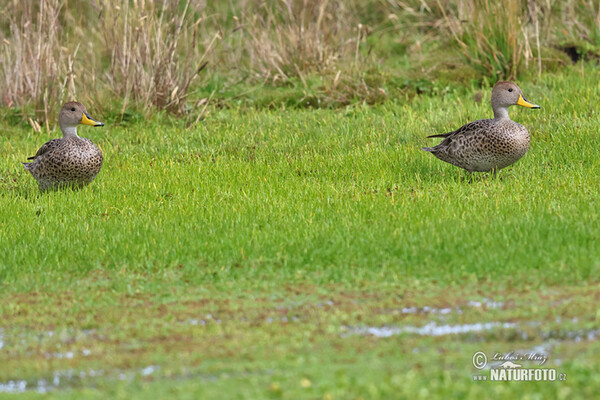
top-left (1, 66), bottom-right (599, 398)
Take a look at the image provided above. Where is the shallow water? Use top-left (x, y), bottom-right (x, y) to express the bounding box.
top-left (0, 365), bottom-right (159, 394)
top-left (466, 298), bottom-right (504, 309)
top-left (346, 321), bottom-right (516, 338)
top-left (1, 297), bottom-right (596, 393)
top-left (399, 297), bottom-right (504, 316)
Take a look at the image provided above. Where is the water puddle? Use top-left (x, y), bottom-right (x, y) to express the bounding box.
top-left (346, 321), bottom-right (516, 338)
top-left (0, 296), bottom-right (594, 393)
top-left (0, 380), bottom-right (27, 394)
top-left (398, 298), bottom-right (504, 316)
top-left (186, 314), bottom-right (222, 326)
top-left (400, 306), bottom-right (454, 315)
top-left (467, 298), bottom-right (504, 309)
top-left (0, 365), bottom-right (159, 394)
top-left (346, 320), bottom-right (600, 344)
top-left (0, 329), bottom-right (99, 353)
top-left (0, 365), bottom-right (272, 394)
top-left (0, 369), bottom-right (103, 394)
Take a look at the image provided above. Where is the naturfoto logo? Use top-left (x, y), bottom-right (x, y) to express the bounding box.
top-left (472, 351), bottom-right (567, 382)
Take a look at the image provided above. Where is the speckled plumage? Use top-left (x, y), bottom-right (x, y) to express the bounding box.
top-left (422, 82), bottom-right (540, 174)
top-left (23, 102), bottom-right (104, 191)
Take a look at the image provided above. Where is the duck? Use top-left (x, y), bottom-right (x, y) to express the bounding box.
top-left (422, 82), bottom-right (540, 175)
top-left (23, 102), bottom-right (104, 191)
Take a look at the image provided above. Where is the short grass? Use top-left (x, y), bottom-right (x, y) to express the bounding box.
top-left (1, 66), bottom-right (599, 399)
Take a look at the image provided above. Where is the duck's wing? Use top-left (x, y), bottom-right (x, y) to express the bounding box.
top-left (426, 119), bottom-right (491, 140)
top-left (27, 139), bottom-right (61, 160)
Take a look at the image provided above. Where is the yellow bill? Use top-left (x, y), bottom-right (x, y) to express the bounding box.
top-left (516, 94), bottom-right (540, 109)
top-left (81, 112), bottom-right (104, 126)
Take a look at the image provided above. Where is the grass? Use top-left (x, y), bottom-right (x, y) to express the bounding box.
top-left (2, 0), bottom-right (600, 120)
top-left (1, 66), bottom-right (599, 398)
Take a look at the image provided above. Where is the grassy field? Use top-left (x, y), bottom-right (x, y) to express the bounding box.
top-left (0, 65), bottom-right (599, 398)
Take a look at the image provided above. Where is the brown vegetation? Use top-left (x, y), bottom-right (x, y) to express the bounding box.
top-left (0, 0), bottom-right (599, 125)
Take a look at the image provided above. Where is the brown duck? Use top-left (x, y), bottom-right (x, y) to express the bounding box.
top-left (23, 102), bottom-right (104, 191)
top-left (423, 82), bottom-right (540, 174)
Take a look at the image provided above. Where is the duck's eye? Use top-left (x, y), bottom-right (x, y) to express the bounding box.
top-left (71, 107), bottom-right (76, 111)
top-left (508, 88), bottom-right (513, 92)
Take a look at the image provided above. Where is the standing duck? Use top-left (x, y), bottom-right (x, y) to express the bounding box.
top-left (422, 82), bottom-right (540, 175)
top-left (23, 102), bottom-right (104, 191)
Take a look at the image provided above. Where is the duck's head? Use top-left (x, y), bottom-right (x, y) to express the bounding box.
top-left (491, 82), bottom-right (539, 119)
top-left (59, 102), bottom-right (104, 137)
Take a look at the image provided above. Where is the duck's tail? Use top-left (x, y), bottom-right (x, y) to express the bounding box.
top-left (22, 162), bottom-right (31, 171)
top-left (421, 147), bottom-right (435, 152)
top-left (426, 133), bottom-right (451, 138)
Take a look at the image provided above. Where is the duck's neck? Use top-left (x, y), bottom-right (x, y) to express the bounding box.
top-left (493, 106), bottom-right (510, 120)
top-left (61, 124), bottom-right (79, 138)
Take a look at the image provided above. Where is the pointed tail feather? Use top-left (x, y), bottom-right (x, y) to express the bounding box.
top-left (426, 133), bottom-right (451, 138)
top-left (422, 147), bottom-right (434, 152)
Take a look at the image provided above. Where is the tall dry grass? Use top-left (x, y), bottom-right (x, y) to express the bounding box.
top-left (0, 0), bottom-right (219, 126)
top-left (442, 0), bottom-right (528, 81)
top-left (558, 0), bottom-right (600, 50)
top-left (392, 0), bottom-right (600, 80)
top-left (99, 0), bottom-right (219, 116)
top-left (0, 0), bottom-right (76, 131)
top-left (2, 0), bottom-right (600, 121)
top-left (239, 0), bottom-right (364, 83)
top-left (390, 0), bottom-right (535, 81)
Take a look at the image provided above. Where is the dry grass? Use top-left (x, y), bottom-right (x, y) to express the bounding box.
top-left (390, 0), bottom-right (534, 81)
top-left (0, 0), bottom-right (219, 125)
top-left (1, 0), bottom-right (600, 122)
top-left (99, 0), bottom-right (219, 116)
top-left (391, 0), bottom-right (600, 80)
top-left (557, 0), bottom-right (600, 54)
top-left (442, 0), bottom-right (528, 81)
top-left (0, 0), bottom-right (75, 131)
top-left (239, 0), bottom-right (365, 83)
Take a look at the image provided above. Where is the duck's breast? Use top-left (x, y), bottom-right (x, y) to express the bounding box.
top-left (472, 120), bottom-right (529, 171)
